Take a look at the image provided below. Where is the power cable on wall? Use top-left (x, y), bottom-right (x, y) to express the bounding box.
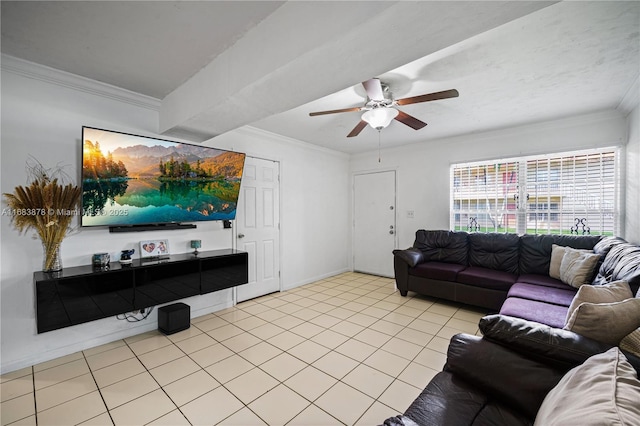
top-left (116, 306), bottom-right (154, 322)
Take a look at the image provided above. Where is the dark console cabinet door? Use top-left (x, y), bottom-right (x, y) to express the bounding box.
top-left (35, 268), bottom-right (134, 333)
top-left (201, 252), bottom-right (249, 294)
top-left (134, 261), bottom-right (200, 308)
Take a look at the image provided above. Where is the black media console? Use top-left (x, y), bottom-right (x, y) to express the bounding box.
top-left (34, 249), bottom-right (248, 333)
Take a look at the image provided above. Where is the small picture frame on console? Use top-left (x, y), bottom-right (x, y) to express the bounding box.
top-left (139, 239), bottom-right (170, 258)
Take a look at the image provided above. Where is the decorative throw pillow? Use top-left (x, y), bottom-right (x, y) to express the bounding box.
top-left (534, 347), bottom-right (640, 426)
top-left (549, 244), bottom-right (567, 280)
top-left (564, 298), bottom-right (640, 345)
top-left (620, 287), bottom-right (640, 358)
top-left (549, 245), bottom-right (592, 281)
top-left (620, 329), bottom-right (640, 358)
top-left (564, 280), bottom-right (633, 325)
top-left (558, 247), bottom-right (600, 288)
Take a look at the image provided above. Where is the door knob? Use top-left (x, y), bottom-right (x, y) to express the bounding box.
top-left (238, 233), bottom-right (245, 238)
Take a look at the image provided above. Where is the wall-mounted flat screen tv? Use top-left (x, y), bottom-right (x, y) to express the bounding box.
top-left (81, 126), bottom-right (246, 228)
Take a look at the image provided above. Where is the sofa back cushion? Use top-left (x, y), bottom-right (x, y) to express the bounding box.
top-left (593, 242), bottom-right (640, 293)
top-left (519, 234), bottom-right (602, 276)
top-left (592, 236), bottom-right (626, 257)
top-left (468, 233), bottom-right (520, 274)
top-left (414, 230), bottom-right (468, 265)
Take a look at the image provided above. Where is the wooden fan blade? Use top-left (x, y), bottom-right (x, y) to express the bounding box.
top-left (396, 89), bottom-right (459, 106)
top-left (362, 78), bottom-right (384, 101)
top-left (347, 120), bottom-right (368, 138)
top-left (309, 106), bottom-right (362, 116)
top-left (395, 110), bottom-right (427, 130)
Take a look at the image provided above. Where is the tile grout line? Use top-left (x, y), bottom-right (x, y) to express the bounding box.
top-left (31, 366), bottom-right (38, 426)
top-left (82, 350), bottom-right (116, 426)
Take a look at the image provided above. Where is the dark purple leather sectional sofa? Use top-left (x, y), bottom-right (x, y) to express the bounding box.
top-left (387, 230), bottom-right (640, 426)
top-left (393, 230), bottom-right (640, 328)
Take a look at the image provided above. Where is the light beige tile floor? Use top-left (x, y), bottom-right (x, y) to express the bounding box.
top-left (0, 272), bottom-right (488, 426)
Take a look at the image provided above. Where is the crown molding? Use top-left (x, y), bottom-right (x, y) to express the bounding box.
top-left (618, 74), bottom-right (639, 115)
top-left (1, 54), bottom-right (161, 111)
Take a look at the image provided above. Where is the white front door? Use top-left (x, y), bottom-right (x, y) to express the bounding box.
top-left (236, 157), bottom-right (281, 302)
top-left (353, 170), bottom-right (397, 277)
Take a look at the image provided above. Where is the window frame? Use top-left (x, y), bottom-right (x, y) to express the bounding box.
top-left (450, 147), bottom-right (620, 236)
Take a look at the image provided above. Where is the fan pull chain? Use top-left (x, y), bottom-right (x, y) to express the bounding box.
top-left (378, 130), bottom-right (381, 163)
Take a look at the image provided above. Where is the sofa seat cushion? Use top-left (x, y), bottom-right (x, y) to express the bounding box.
top-left (516, 274), bottom-right (568, 289)
top-left (500, 297), bottom-right (568, 328)
top-left (473, 403), bottom-right (531, 426)
top-left (507, 283), bottom-right (576, 307)
top-left (410, 261), bottom-right (467, 281)
top-left (456, 266), bottom-right (517, 291)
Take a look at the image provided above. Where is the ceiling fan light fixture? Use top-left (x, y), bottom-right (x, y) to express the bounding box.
top-left (362, 107), bottom-right (398, 130)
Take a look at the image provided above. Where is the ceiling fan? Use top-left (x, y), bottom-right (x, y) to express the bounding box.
top-left (309, 78), bottom-right (459, 138)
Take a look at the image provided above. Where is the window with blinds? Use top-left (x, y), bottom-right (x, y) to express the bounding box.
top-left (450, 148), bottom-right (618, 236)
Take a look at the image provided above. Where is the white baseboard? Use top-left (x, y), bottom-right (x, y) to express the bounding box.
top-left (1, 299), bottom-right (233, 375)
top-left (281, 267), bottom-right (351, 292)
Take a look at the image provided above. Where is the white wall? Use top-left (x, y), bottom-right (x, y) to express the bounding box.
top-left (350, 111), bottom-right (630, 252)
top-left (625, 104), bottom-right (640, 244)
top-left (0, 59), bottom-right (350, 373)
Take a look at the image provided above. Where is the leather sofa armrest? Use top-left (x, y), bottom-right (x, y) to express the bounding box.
top-left (393, 247), bottom-right (424, 267)
top-left (479, 314), bottom-right (613, 370)
top-left (444, 333), bottom-right (565, 419)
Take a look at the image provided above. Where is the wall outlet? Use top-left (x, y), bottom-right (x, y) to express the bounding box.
top-left (407, 210), bottom-right (415, 219)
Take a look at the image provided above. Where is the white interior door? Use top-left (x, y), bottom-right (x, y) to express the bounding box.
top-left (236, 157), bottom-right (281, 302)
top-left (353, 170), bottom-right (397, 277)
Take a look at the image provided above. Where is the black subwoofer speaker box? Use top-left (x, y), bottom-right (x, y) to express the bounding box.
top-left (158, 302), bottom-right (190, 335)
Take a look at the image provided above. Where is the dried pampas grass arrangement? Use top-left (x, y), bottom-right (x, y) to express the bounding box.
top-left (3, 157), bottom-right (81, 271)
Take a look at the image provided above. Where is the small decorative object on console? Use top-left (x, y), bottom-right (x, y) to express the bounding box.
top-left (120, 249), bottom-right (135, 265)
top-left (139, 239), bottom-right (170, 258)
top-left (190, 239), bottom-right (201, 255)
top-left (92, 253), bottom-right (110, 268)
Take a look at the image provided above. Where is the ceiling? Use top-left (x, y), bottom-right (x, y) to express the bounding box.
top-left (2, 1), bottom-right (639, 154)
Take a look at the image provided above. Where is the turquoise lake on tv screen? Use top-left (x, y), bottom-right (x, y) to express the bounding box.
top-left (82, 179), bottom-right (239, 226)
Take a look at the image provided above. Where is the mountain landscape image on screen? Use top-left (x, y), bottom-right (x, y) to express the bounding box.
top-left (81, 127), bottom-right (245, 227)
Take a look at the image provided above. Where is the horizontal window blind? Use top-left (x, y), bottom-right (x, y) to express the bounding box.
top-left (451, 161), bottom-right (520, 233)
top-left (450, 148), bottom-right (619, 236)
